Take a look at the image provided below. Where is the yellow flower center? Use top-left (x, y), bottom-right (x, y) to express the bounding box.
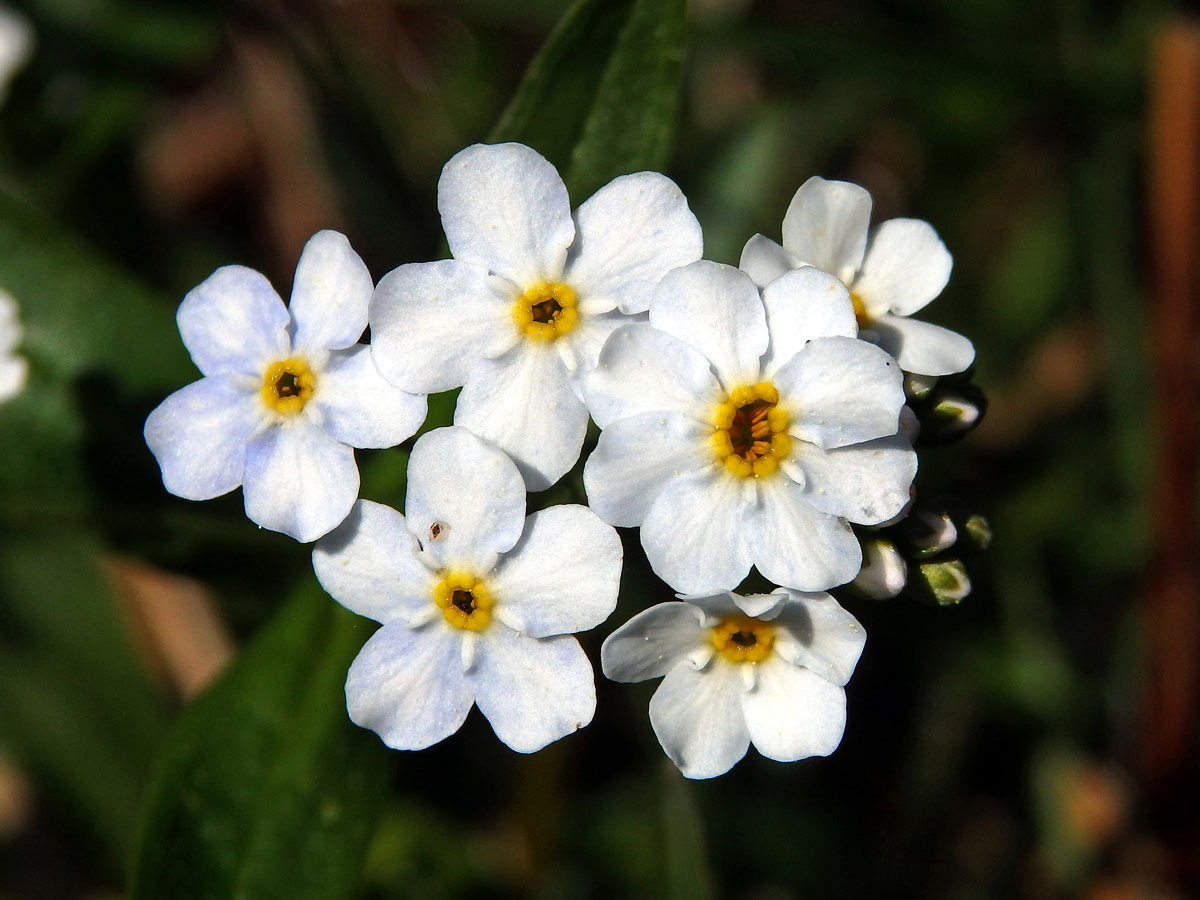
top-left (711, 382), bottom-right (792, 478)
top-left (850, 292), bottom-right (871, 328)
top-left (261, 357), bottom-right (316, 415)
top-left (512, 282), bottom-right (579, 342)
top-left (432, 571), bottom-right (494, 632)
top-left (710, 615), bottom-right (775, 663)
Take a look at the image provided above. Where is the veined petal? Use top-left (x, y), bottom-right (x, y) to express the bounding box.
top-left (144, 376), bottom-right (260, 501)
top-left (793, 435), bottom-right (916, 525)
top-left (739, 234), bottom-right (803, 288)
top-left (780, 176), bottom-right (872, 284)
top-left (854, 218), bottom-right (952, 318)
top-left (565, 172), bottom-right (703, 315)
top-left (583, 411), bottom-right (711, 527)
top-left (867, 314), bottom-right (975, 377)
top-left (748, 477), bottom-right (861, 591)
top-left (490, 506), bottom-right (621, 637)
top-left (454, 342), bottom-right (588, 491)
top-left (370, 260), bottom-right (517, 393)
top-left (641, 467), bottom-right (752, 593)
top-left (582, 323), bottom-right (720, 429)
top-left (760, 266), bottom-right (858, 377)
top-left (775, 336), bottom-right (905, 449)
top-left (601, 602), bottom-right (708, 683)
top-left (438, 143), bottom-right (573, 287)
top-left (242, 420), bottom-right (358, 543)
top-left (289, 230), bottom-right (374, 354)
top-left (741, 655), bottom-right (847, 761)
top-left (649, 660), bottom-right (750, 779)
top-left (470, 630), bottom-right (596, 753)
top-left (316, 345), bottom-right (427, 449)
top-left (649, 261), bottom-right (768, 389)
top-left (178, 265), bottom-right (291, 377)
top-left (313, 500), bottom-right (438, 625)
top-left (346, 622), bottom-right (472, 750)
top-left (404, 426), bottom-right (526, 571)
top-left (771, 591), bottom-right (866, 687)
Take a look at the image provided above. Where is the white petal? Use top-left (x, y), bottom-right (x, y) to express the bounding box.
top-left (345, 622), bottom-right (472, 750)
top-left (741, 655), bottom-right (847, 761)
top-left (242, 421), bottom-right (358, 543)
top-left (177, 265), bottom-right (291, 377)
top-left (649, 261), bottom-right (768, 389)
top-left (649, 661), bottom-right (750, 779)
top-left (454, 342), bottom-right (588, 491)
top-left (0, 354), bottom-right (26, 402)
top-left (739, 234), bottom-right (803, 288)
top-left (315, 345), bottom-right (427, 448)
top-left (565, 172), bottom-right (703, 315)
top-left (144, 376), bottom-right (260, 501)
top-left (582, 323), bottom-right (720, 429)
top-left (583, 411), bottom-right (711, 527)
top-left (854, 218), bottom-right (952, 317)
top-left (289, 230), bottom-right (374, 354)
top-left (438, 143), bottom-right (574, 287)
top-left (732, 591), bottom-right (787, 618)
top-left (793, 434), bottom-right (916, 525)
top-left (489, 506), bottom-right (622, 637)
top-left (601, 602), bottom-right (708, 683)
top-left (774, 336), bottom-right (905, 449)
top-left (369, 260), bottom-right (518, 393)
top-left (771, 591), bottom-right (866, 687)
top-left (780, 176), bottom-right (872, 284)
top-left (760, 266), bottom-right (858, 377)
top-left (867, 313), bottom-right (975, 377)
top-left (312, 500), bottom-right (437, 625)
top-left (748, 477), bottom-right (861, 591)
top-left (641, 467), bottom-right (752, 593)
top-left (555, 308), bottom-right (631, 389)
top-left (470, 629), bottom-right (596, 753)
top-left (404, 426), bottom-right (526, 572)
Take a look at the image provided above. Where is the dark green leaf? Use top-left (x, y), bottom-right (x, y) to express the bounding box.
top-left (565, 0), bottom-right (688, 199)
top-left (489, 0), bottom-right (688, 198)
top-left (128, 589), bottom-right (387, 900)
top-left (0, 536), bottom-right (169, 865)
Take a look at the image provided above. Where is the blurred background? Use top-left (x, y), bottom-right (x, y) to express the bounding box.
top-left (0, 0), bottom-right (1194, 897)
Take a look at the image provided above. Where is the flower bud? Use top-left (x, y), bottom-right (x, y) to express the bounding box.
top-left (848, 537), bottom-right (908, 600)
top-left (914, 559), bottom-right (971, 606)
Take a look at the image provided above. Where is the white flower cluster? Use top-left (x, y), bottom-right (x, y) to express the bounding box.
top-left (146, 143), bottom-right (973, 777)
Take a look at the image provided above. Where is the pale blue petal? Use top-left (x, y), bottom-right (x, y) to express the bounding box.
top-left (289, 230), bottom-right (374, 354)
top-left (177, 265), bottom-right (291, 377)
top-left (316, 345), bottom-right (427, 449)
top-left (143, 376), bottom-right (260, 500)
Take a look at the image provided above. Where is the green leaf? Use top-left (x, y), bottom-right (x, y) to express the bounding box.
top-left (0, 535), bottom-right (169, 866)
top-left (565, 0), bottom-right (688, 199)
top-left (128, 589), bottom-right (387, 900)
top-left (0, 187), bottom-right (191, 515)
top-left (490, 0), bottom-right (688, 198)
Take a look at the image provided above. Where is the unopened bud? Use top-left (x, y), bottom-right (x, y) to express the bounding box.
top-left (848, 537), bottom-right (908, 599)
top-left (896, 508), bottom-right (957, 558)
top-left (917, 383), bottom-right (987, 445)
top-left (915, 559), bottom-right (971, 606)
top-left (904, 372), bottom-right (938, 400)
top-left (962, 514), bottom-right (992, 552)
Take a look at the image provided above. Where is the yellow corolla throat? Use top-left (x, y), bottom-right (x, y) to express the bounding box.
top-left (710, 615), bottom-right (776, 663)
top-left (849, 292), bottom-right (871, 328)
top-left (711, 382), bottom-right (792, 478)
top-left (432, 571), bottom-right (494, 632)
top-left (261, 357), bottom-right (316, 416)
top-left (512, 282), bottom-right (579, 342)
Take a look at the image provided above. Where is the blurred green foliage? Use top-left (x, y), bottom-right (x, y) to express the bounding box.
top-left (0, 0), bottom-right (1179, 898)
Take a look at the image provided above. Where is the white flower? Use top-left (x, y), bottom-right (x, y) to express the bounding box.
top-left (144, 230), bottom-right (426, 542)
top-left (369, 142), bottom-right (703, 490)
top-left (0, 6), bottom-right (33, 107)
top-left (740, 175), bottom-right (974, 377)
top-left (313, 426), bottom-right (622, 753)
top-left (602, 588), bottom-right (866, 779)
top-left (583, 260), bottom-right (917, 593)
top-left (0, 288), bottom-right (28, 403)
